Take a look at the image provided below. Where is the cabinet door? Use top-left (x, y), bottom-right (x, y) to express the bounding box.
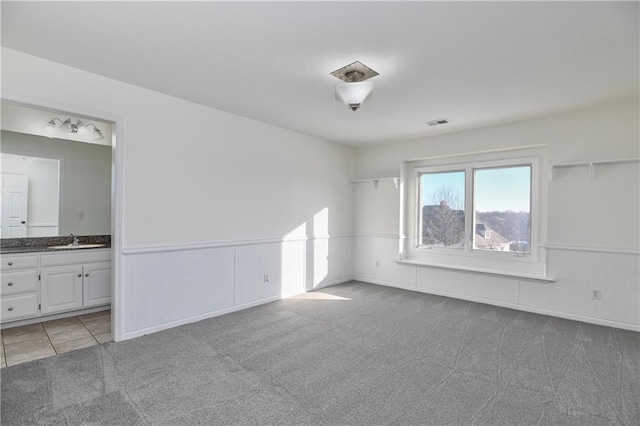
top-left (40, 266), bottom-right (83, 314)
top-left (83, 262), bottom-right (111, 307)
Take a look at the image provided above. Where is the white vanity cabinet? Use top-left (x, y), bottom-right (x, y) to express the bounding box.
top-left (82, 262), bottom-right (112, 307)
top-left (40, 249), bottom-right (111, 315)
top-left (40, 265), bottom-right (84, 314)
top-left (0, 248), bottom-right (111, 323)
top-left (0, 254), bottom-right (39, 321)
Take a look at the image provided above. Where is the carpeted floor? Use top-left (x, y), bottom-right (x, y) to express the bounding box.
top-left (1, 280), bottom-right (639, 425)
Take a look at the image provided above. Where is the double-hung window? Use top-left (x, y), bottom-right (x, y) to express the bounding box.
top-left (407, 155), bottom-right (545, 277)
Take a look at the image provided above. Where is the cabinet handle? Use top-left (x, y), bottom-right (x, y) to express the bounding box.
top-left (8, 307), bottom-right (13, 312)
top-left (85, 274), bottom-right (89, 277)
top-left (7, 262), bottom-right (13, 266)
top-left (77, 274), bottom-right (82, 277)
top-left (7, 282), bottom-right (13, 286)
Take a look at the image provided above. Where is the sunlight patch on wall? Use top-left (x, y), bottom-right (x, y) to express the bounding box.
top-left (284, 222), bottom-right (307, 240)
top-left (313, 207), bottom-right (329, 288)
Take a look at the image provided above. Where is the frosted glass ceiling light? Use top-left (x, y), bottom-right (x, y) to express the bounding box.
top-left (330, 61), bottom-right (379, 112)
top-left (335, 81), bottom-right (374, 111)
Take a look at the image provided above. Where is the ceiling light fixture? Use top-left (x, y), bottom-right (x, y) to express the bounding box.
top-left (43, 117), bottom-right (105, 140)
top-left (330, 61), bottom-right (379, 112)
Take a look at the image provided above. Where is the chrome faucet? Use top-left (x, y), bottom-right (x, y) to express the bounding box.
top-left (70, 233), bottom-right (79, 246)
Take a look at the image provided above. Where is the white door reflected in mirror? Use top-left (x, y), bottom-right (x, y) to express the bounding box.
top-left (1, 154), bottom-right (60, 238)
top-left (0, 173), bottom-right (29, 238)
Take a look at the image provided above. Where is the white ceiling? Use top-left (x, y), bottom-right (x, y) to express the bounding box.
top-left (2, 1), bottom-right (638, 147)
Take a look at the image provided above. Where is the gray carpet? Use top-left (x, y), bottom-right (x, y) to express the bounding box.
top-left (1, 281), bottom-right (639, 425)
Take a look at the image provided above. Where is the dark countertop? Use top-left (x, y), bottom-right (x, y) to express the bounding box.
top-left (1, 235), bottom-right (112, 255)
top-left (1, 245), bottom-right (111, 255)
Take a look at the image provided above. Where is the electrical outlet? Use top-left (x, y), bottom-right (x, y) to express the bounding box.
top-left (592, 289), bottom-right (601, 300)
top-left (263, 274), bottom-right (269, 283)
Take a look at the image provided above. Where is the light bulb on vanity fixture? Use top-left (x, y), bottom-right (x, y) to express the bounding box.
top-left (84, 123), bottom-right (105, 140)
top-left (43, 117), bottom-right (104, 140)
top-left (330, 61), bottom-right (379, 111)
top-left (43, 118), bottom-right (63, 136)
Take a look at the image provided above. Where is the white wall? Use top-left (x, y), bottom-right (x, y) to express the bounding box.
top-left (353, 100), bottom-right (640, 330)
top-left (2, 48), bottom-right (355, 339)
top-left (2, 49), bottom-right (355, 246)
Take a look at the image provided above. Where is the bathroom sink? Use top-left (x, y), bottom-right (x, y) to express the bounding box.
top-left (48, 244), bottom-right (107, 250)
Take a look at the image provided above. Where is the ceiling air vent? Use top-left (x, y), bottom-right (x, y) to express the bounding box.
top-left (426, 118), bottom-right (450, 127)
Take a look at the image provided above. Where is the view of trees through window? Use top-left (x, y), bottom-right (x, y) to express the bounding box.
top-left (419, 165), bottom-right (531, 254)
top-left (420, 171), bottom-right (465, 248)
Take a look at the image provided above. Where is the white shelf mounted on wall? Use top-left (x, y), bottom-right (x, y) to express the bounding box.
top-left (547, 158), bottom-right (639, 182)
top-left (351, 177), bottom-right (400, 190)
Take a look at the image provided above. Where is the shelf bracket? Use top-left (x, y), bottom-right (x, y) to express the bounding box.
top-left (392, 178), bottom-right (400, 189)
top-left (370, 179), bottom-right (379, 190)
top-left (588, 163), bottom-right (595, 180)
top-left (547, 165), bottom-right (555, 182)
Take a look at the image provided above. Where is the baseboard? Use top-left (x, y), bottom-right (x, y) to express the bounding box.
top-left (121, 277), bottom-right (355, 341)
top-left (353, 276), bottom-right (640, 332)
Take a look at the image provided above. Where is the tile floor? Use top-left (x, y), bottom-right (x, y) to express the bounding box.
top-left (0, 310), bottom-right (111, 367)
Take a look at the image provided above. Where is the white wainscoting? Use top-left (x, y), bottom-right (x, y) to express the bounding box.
top-left (353, 235), bottom-right (640, 331)
top-left (521, 247), bottom-right (640, 327)
top-left (26, 224), bottom-right (58, 237)
top-left (353, 234), bottom-right (416, 288)
top-left (120, 235), bottom-right (637, 339)
top-left (307, 235), bottom-right (353, 291)
top-left (121, 236), bottom-right (353, 340)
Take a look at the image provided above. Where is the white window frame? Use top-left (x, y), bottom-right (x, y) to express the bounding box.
top-left (403, 153), bottom-right (546, 278)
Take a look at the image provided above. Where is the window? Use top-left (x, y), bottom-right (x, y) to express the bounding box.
top-left (416, 158), bottom-right (536, 258)
top-left (473, 166), bottom-right (531, 254)
top-left (419, 170), bottom-right (466, 248)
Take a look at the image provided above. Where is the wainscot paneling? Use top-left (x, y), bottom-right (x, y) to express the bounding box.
top-left (122, 246), bottom-right (235, 337)
top-left (235, 240), bottom-right (306, 306)
top-left (353, 235), bottom-right (640, 331)
top-left (121, 236), bottom-right (353, 340)
top-left (307, 235), bottom-right (353, 290)
top-left (353, 235), bottom-right (416, 288)
top-left (520, 248), bottom-right (640, 327)
top-left (26, 224), bottom-right (59, 237)
top-left (416, 267), bottom-right (519, 304)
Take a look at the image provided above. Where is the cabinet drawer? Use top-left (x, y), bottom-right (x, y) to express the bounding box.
top-left (1, 293), bottom-right (38, 322)
top-left (0, 255), bottom-right (38, 271)
top-left (0, 270), bottom-right (38, 296)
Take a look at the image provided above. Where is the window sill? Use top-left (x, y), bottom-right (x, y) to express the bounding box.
top-left (393, 258), bottom-right (554, 282)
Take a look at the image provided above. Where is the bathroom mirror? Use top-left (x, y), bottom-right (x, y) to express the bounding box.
top-left (1, 102), bottom-right (112, 238)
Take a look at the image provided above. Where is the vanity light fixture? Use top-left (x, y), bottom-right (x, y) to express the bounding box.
top-left (44, 117), bottom-right (105, 140)
top-left (84, 123), bottom-right (105, 140)
top-left (43, 118), bottom-right (64, 135)
top-left (330, 61), bottom-right (378, 111)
